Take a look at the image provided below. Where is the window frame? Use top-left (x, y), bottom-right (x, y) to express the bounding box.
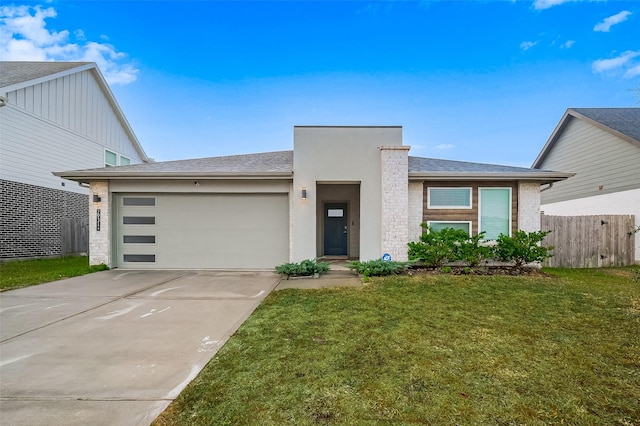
top-left (120, 156), bottom-right (131, 166)
top-left (426, 220), bottom-right (472, 234)
top-left (105, 149), bottom-right (117, 167)
top-left (427, 187), bottom-right (473, 209)
top-left (478, 187), bottom-right (512, 240)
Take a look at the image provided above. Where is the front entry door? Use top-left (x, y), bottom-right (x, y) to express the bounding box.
top-left (324, 203), bottom-right (348, 256)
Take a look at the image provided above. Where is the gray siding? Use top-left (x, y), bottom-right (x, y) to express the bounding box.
top-left (0, 70), bottom-right (144, 193)
top-left (539, 117), bottom-right (640, 205)
top-left (4, 70), bottom-right (141, 161)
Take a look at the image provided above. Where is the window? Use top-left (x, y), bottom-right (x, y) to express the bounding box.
top-left (105, 150), bottom-right (117, 167)
top-left (123, 216), bottom-right (156, 225)
top-left (123, 254), bottom-right (156, 263)
top-left (123, 235), bottom-right (156, 244)
top-left (123, 197), bottom-right (155, 206)
top-left (428, 187), bottom-right (472, 209)
top-left (427, 221), bottom-right (471, 234)
top-left (120, 156), bottom-right (131, 166)
top-left (479, 188), bottom-right (511, 240)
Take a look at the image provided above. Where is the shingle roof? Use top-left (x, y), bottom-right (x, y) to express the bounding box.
top-left (0, 61), bottom-right (92, 88)
top-left (571, 108), bottom-right (640, 142)
top-left (409, 157), bottom-right (537, 174)
top-left (55, 151), bottom-right (294, 179)
top-left (55, 150), bottom-right (570, 183)
top-left (409, 156), bottom-right (571, 182)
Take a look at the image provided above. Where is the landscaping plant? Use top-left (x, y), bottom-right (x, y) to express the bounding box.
top-left (408, 226), bottom-right (492, 267)
top-left (407, 226), bottom-right (469, 267)
top-left (275, 258), bottom-right (330, 277)
top-left (494, 230), bottom-right (554, 268)
top-left (346, 259), bottom-right (411, 277)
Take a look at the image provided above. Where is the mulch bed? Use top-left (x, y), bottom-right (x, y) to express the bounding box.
top-left (407, 265), bottom-right (548, 276)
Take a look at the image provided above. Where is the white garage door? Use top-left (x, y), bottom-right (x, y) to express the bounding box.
top-left (115, 193), bottom-right (289, 269)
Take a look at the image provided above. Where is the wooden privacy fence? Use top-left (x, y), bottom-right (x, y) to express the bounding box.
top-left (61, 217), bottom-right (89, 255)
top-left (541, 214), bottom-right (635, 268)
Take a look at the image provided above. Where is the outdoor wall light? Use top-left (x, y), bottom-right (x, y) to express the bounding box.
top-left (194, 181), bottom-right (200, 187)
top-left (92, 194), bottom-right (101, 203)
top-left (301, 187), bottom-right (307, 200)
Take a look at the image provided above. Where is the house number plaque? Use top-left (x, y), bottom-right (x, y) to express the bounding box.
top-left (96, 209), bottom-right (101, 231)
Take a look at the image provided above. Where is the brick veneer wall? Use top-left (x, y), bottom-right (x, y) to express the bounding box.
top-left (517, 182), bottom-right (541, 233)
top-left (0, 179), bottom-right (88, 258)
top-left (89, 181), bottom-right (110, 266)
top-left (380, 146), bottom-right (410, 261)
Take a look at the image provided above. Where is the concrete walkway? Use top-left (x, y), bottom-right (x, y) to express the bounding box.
top-left (0, 270), bottom-right (279, 426)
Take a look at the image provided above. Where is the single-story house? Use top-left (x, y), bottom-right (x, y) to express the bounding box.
top-left (56, 126), bottom-right (572, 269)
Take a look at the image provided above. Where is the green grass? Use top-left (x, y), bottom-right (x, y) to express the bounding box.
top-left (154, 267), bottom-right (639, 425)
top-left (0, 256), bottom-right (108, 291)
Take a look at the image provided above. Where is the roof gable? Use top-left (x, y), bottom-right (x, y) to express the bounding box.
top-left (0, 61), bottom-right (150, 163)
top-left (533, 108), bottom-right (640, 168)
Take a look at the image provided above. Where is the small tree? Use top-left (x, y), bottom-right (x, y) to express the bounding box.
top-left (494, 230), bottom-right (554, 268)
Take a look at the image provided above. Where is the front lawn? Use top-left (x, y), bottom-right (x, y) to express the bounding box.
top-left (0, 256), bottom-right (108, 291)
top-left (154, 267), bottom-right (639, 425)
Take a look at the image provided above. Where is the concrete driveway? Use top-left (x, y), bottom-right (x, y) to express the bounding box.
top-left (0, 270), bottom-right (279, 426)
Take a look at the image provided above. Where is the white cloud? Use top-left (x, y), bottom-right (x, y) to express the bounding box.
top-left (435, 144), bottom-right (454, 150)
top-left (594, 10), bottom-right (632, 32)
top-left (0, 5), bottom-right (138, 85)
top-left (561, 40), bottom-right (575, 49)
top-left (592, 51), bottom-right (640, 78)
top-left (520, 40), bottom-right (538, 51)
top-left (533, 0), bottom-right (574, 10)
top-left (624, 64), bottom-right (640, 79)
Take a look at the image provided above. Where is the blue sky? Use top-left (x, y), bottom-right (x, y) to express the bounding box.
top-left (1, 1), bottom-right (639, 167)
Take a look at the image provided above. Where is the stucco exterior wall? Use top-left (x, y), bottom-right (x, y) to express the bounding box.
top-left (380, 146), bottom-right (410, 261)
top-left (518, 182), bottom-right (541, 233)
top-left (291, 126), bottom-right (402, 261)
top-left (541, 188), bottom-right (640, 261)
top-left (89, 181), bottom-right (110, 266)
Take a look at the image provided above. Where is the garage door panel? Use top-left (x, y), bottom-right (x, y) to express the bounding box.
top-left (116, 194), bottom-right (289, 269)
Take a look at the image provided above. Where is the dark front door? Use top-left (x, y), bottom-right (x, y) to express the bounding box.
top-left (324, 203), bottom-right (348, 256)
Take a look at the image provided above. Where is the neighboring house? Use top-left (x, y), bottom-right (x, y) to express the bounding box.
top-left (532, 108), bottom-right (640, 262)
top-left (0, 61), bottom-right (150, 259)
top-left (56, 126), bottom-right (571, 269)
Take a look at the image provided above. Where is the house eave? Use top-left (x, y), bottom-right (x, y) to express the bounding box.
top-left (408, 172), bottom-right (574, 183)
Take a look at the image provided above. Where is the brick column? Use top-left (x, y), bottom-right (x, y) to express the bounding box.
top-left (89, 181), bottom-right (111, 266)
top-left (380, 146), bottom-right (411, 261)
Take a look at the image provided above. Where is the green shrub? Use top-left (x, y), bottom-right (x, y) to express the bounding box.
top-left (408, 226), bottom-right (469, 267)
top-left (494, 230), bottom-right (554, 268)
top-left (275, 258), bottom-right (330, 276)
top-left (408, 226), bottom-right (491, 267)
top-left (455, 232), bottom-right (493, 267)
top-left (346, 259), bottom-right (411, 277)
